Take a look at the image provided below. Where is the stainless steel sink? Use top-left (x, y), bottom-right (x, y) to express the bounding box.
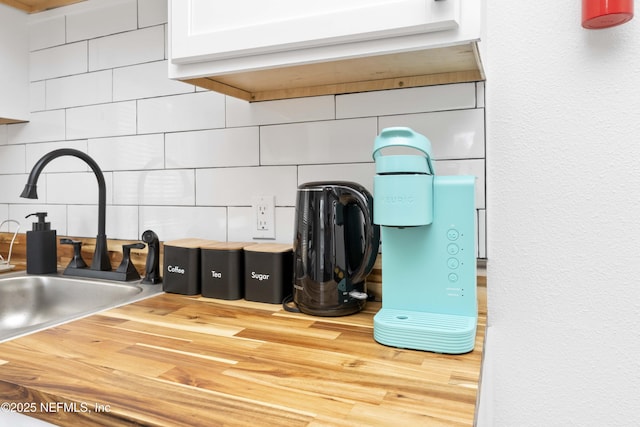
top-left (0, 271), bottom-right (164, 343)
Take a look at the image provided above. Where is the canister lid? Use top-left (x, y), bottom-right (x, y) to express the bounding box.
top-left (200, 241), bottom-right (255, 250)
top-left (244, 243), bottom-right (293, 253)
top-left (164, 238), bottom-right (213, 248)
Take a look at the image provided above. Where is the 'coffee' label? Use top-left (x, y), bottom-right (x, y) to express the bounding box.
top-left (167, 265), bottom-right (185, 274)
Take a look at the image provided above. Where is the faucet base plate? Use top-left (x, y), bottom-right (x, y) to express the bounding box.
top-left (63, 267), bottom-right (140, 282)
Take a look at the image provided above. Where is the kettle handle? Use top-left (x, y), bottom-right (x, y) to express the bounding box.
top-left (338, 185), bottom-right (380, 285)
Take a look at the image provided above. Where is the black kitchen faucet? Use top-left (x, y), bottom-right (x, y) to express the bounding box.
top-left (21, 148), bottom-right (111, 272)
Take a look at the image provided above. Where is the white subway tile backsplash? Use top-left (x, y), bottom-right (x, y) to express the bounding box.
top-left (138, 91), bottom-right (225, 134)
top-left (378, 109), bottom-right (485, 160)
top-left (139, 206), bottom-right (227, 241)
top-left (166, 127), bottom-right (259, 169)
top-left (8, 0), bottom-right (486, 257)
top-left (138, 0), bottom-right (168, 28)
top-left (226, 207), bottom-right (253, 242)
top-left (276, 207), bottom-right (296, 243)
top-left (88, 26), bottom-right (165, 71)
top-left (30, 81), bottom-right (46, 112)
top-left (113, 61), bottom-right (194, 102)
top-left (7, 110), bottom-right (66, 144)
top-left (26, 140), bottom-right (89, 173)
top-left (260, 118), bottom-right (378, 165)
top-left (227, 206), bottom-right (295, 243)
top-left (66, 101), bottom-right (136, 140)
top-left (477, 209), bottom-right (486, 259)
top-left (30, 42), bottom-right (88, 82)
top-left (0, 175), bottom-right (45, 204)
top-left (0, 145), bottom-right (26, 174)
top-left (68, 205), bottom-right (139, 240)
top-left (336, 83), bottom-right (476, 119)
top-left (476, 82), bottom-right (485, 108)
top-left (434, 159), bottom-right (485, 209)
top-left (10, 204), bottom-right (67, 235)
top-left (66, 0), bottom-right (137, 43)
top-left (46, 70), bottom-right (112, 110)
top-left (106, 205), bottom-right (140, 239)
top-left (0, 205), bottom-right (8, 225)
top-left (28, 15), bottom-right (65, 51)
top-left (45, 171), bottom-right (114, 205)
top-left (1, 209), bottom-right (21, 231)
top-left (113, 170), bottom-right (195, 206)
top-left (164, 23), bottom-right (168, 60)
top-left (297, 163), bottom-right (377, 194)
top-left (66, 205), bottom-right (95, 237)
top-left (67, 205), bottom-right (100, 237)
top-left (88, 134), bottom-right (165, 171)
top-left (226, 95), bottom-right (335, 128)
top-left (196, 166), bottom-right (297, 206)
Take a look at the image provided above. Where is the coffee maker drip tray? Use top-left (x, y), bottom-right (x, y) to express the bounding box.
top-left (373, 309), bottom-right (476, 354)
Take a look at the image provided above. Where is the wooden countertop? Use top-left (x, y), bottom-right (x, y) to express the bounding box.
top-left (0, 281), bottom-right (486, 427)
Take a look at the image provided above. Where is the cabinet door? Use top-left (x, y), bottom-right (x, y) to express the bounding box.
top-left (170, 0), bottom-right (460, 64)
top-left (0, 3), bottom-right (29, 123)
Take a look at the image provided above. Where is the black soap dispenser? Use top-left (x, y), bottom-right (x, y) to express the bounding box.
top-left (25, 212), bottom-right (58, 274)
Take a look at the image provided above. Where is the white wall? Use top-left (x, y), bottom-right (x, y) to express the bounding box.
top-left (0, 0), bottom-right (486, 257)
top-left (484, 1), bottom-right (640, 425)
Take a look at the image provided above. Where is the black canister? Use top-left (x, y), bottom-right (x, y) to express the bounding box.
top-left (201, 242), bottom-right (254, 300)
top-left (163, 239), bottom-right (210, 295)
top-left (244, 244), bottom-right (293, 304)
top-left (25, 212), bottom-right (57, 274)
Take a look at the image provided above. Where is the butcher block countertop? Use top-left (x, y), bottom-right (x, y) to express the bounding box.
top-left (0, 279), bottom-right (487, 427)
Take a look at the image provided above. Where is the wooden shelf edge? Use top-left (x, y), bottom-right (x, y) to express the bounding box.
top-left (254, 69), bottom-right (484, 101)
top-left (0, 117), bottom-right (28, 124)
top-left (184, 77), bottom-right (254, 101)
top-left (181, 41), bottom-right (486, 102)
top-left (0, 0), bottom-right (85, 13)
top-left (188, 69), bottom-right (484, 102)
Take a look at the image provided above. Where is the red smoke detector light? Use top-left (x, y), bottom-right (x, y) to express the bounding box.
top-left (582, 0), bottom-right (634, 29)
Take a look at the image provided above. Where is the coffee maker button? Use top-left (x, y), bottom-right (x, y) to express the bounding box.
top-left (447, 243), bottom-right (459, 255)
top-left (448, 273), bottom-right (459, 282)
top-left (447, 258), bottom-right (460, 269)
top-left (447, 229), bottom-right (459, 241)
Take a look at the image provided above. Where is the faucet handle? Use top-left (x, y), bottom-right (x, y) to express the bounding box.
top-left (116, 243), bottom-right (145, 280)
top-left (60, 238), bottom-right (87, 269)
top-left (124, 243), bottom-right (145, 251)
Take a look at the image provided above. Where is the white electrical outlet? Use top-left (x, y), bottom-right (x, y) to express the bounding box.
top-left (252, 195), bottom-right (275, 239)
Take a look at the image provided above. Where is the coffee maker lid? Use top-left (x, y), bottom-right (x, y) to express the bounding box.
top-left (373, 127), bottom-right (434, 175)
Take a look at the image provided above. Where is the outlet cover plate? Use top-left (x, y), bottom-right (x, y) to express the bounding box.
top-left (252, 195), bottom-right (275, 239)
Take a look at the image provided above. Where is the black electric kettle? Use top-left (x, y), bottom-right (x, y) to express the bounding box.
top-left (292, 181), bottom-right (380, 316)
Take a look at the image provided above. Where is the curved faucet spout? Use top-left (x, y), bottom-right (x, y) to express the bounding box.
top-left (21, 148), bottom-right (111, 271)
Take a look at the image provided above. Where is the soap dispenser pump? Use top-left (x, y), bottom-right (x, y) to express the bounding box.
top-left (25, 212), bottom-right (57, 274)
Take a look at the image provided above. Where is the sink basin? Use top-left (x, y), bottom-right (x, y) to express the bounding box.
top-left (0, 272), bottom-right (163, 343)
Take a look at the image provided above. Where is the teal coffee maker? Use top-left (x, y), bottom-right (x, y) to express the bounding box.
top-left (372, 127), bottom-right (477, 354)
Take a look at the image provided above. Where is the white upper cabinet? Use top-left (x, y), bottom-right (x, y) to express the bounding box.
top-left (0, 3), bottom-right (29, 123)
top-left (171, 0), bottom-right (460, 63)
top-left (169, 0), bottom-right (484, 102)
